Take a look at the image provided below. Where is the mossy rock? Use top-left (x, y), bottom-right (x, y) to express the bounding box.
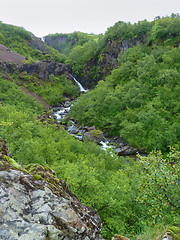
top-left (82, 129), bottom-right (103, 144)
top-left (91, 129), bottom-right (103, 138)
top-left (168, 226), bottom-right (180, 240)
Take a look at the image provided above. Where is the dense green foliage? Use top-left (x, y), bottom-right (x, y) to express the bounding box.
top-left (0, 74), bottom-right (180, 239)
top-left (45, 31), bottom-right (100, 55)
top-left (45, 31), bottom-right (104, 77)
top-left (45, 14), bottom-right (180, 83)
top-left (70, 17), bottom-right (180, 152)
top-left (16, 72), bottom-right (80, 105)
top-left (0, 14), bottom-right (180, 239)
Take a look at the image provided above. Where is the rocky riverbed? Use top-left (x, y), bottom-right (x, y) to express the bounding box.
top-left (53, 99), bottom-right (145, 157)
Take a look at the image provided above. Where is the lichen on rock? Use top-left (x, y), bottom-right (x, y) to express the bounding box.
top-left (0, 137), bottom-right (104, 240)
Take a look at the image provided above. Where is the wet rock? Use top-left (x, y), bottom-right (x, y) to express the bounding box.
top-left (0, 138), bottom-right (104, 239)
top-left (72, 130), bottom-right (79, 134)
top-left (115, 145), bottom-right (139, 156)
top-left (82, 129), bottom-right (104, 144)
top-left (84, 126), bottom-right (96, 131)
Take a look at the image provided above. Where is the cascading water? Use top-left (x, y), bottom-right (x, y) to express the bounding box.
top-left (53, 76), bottom-right (143, 157)
top-left (70, 75), bottom-right (88, 92)
top-left (53, 76), bottom-right (113, 151)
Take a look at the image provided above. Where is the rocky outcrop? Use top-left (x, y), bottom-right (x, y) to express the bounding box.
top-left (44, 35), bottom-right (69, 52)
top-left (19, 61), bottom-right (71, 79)
top-left (0, 137), bottom-right (104, 240)
top-left (79, 38), bottom-right (143, 88)
top-left (30, 34), bottom-right (49, 55)
top-left (82, 129), bottom-right (104, 144)
top-left (0, 60), bottom-right (71, 80)
top-left (109, 136), bottom-right (145, 156)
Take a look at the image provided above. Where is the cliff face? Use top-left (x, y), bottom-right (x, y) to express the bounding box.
top-left (44, 35), bottom-right (69, 52)
top-left (0, 137), bottom-right (104, 240)
top-left (82, 38), bottom-right (143, 88)
top-left (19, 61), bottom-right (71, 79)
top-left (30, 34), bottom-right (50, 55)
top-left (0, 60), bottom-right (71, 80)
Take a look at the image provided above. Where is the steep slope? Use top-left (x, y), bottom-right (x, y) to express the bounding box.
top-left (0, 43), bottom-right (26, 64)
top-left (70, 15), bottom-right (180, 152)
top-left (0, 21), bottom-right (67, 63)
top-left (45, 14), bottom-right (180, 88)
top-left (0, 137), bottom-right (104, 240)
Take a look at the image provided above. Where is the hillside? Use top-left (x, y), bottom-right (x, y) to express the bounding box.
top-left (0, 43), bottom-right (26, 64)
top-left (0, 16), bottom-right (180, 240)
top-left (44, 14), bottom-right (180, 153)
top-left (44, 14), bottom-right (180, 88)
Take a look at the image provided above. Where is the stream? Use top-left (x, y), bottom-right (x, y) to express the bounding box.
top-left (53, 77), bottom-right (144, 157)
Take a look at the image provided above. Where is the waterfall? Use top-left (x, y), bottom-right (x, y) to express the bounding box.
top-left (70, 75), bottom-right (88, 92)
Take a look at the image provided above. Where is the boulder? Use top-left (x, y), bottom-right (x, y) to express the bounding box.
top-left (0, 137), bottom-right (104, 240)
top-left (82, 129), bottom-right (104, 144)
top-left (115, 145), bottom-right (139, 156)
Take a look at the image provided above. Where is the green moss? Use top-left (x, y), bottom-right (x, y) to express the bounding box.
top-left (33, 174), bottom-right (43, 180)
top-left (0, 161), bottom-right (4, 166)
top-left (25, 163), bottom-right (44, 174)
top-left (168, 226), bottom-right (180, 240)
top-left (3, 156), bottom-right (28, 173)
top-left (92, 129), bottom-right (103, 137)
top-left (54, 178), bottom-right (60, 184)
top-left (2, 154), bottom-right (65, 197)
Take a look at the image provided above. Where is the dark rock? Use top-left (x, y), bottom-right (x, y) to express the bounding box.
top-left (115, 145), bottom-right (139, 156)
top-left (44, 35), bottom-right (69, 52)
top-left (30, 34), bottom-right (49, 55)
top-left (19, 61), bottom-right (70, 79)
top-left (72, 130), bottom-right (79, 134)
top-left (84, 126), bottom-right (96, 131)
top-left (0, 137), bottom-right (12, 158)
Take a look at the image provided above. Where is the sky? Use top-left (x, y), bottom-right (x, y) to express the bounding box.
top-left (0, 0), bottom-right (179, 38)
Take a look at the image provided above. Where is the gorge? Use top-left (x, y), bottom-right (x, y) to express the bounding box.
top-left (0, 15), bottom-right (179, 240)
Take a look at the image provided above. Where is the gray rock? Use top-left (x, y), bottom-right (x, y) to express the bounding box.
top-left (82, 129), bottom-right (103, 144)
top-left (0, 137), bottom-right (104, 240)
top-left (19, 61), bottom-right (70, 79)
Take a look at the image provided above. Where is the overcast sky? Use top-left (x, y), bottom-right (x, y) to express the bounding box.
top-left (0, 0), bottom-right (179, 38)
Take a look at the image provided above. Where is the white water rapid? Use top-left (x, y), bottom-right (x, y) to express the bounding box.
top-left (70, 75), bottom-right (88, 92)
top-left (53, 76), bottom-right (143, 157)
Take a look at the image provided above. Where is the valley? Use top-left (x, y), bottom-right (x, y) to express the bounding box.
top-left (0, 15), bottom-right (180, 240)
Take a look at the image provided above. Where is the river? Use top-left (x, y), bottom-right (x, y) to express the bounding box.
top-left (53, 77), bottom-right (144, 157)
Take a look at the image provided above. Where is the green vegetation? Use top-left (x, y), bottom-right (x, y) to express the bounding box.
top-left (70, 16), bottom-right (180, 152)
top-left (0, 14), bottom-right (180, 240)
top-left (45, 14), bottom-right (180, 85)
top-left (45, 31), bottom-right (100, 55)
top-left (0, 73), bottom-right (179, 240)
top-left (0, 21), bottom-right (67, 63)
top-left (16, 72), bottom-right (80, 105)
